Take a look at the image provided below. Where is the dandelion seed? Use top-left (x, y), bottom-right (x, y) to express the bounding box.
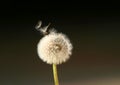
top-left (35, 20), bottom-right (42, 29)
top-left (35, 20), bottom-right (50, 35)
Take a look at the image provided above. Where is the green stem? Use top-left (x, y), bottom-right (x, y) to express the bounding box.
top-left (53, 64), bottom-right (59, 85)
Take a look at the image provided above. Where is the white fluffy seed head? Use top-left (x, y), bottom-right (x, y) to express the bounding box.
top-left (37, 30), bottom-right (73, 65)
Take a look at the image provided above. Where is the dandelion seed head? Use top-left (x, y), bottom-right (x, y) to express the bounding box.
top-left (37, 31), bottom-right (73, 65)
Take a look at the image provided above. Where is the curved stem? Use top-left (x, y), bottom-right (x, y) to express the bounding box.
top-left (53, 64), bottom-right (59, 85)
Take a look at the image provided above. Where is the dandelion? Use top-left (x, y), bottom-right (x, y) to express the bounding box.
top-left (36, 21), bottom-right (73, 85)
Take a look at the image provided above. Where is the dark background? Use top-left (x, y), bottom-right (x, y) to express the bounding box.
top-left (0, 2), bottom-right (120, 85)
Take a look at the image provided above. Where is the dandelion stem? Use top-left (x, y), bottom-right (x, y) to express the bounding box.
top-left (53, 64), bottom-right (59, 85)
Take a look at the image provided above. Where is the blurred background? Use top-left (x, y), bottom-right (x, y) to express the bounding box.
top-left (0, 2), bottom-right (120, 85)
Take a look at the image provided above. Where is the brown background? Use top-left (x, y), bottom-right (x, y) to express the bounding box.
top-left (0, 2), bottom-right (120, 85)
